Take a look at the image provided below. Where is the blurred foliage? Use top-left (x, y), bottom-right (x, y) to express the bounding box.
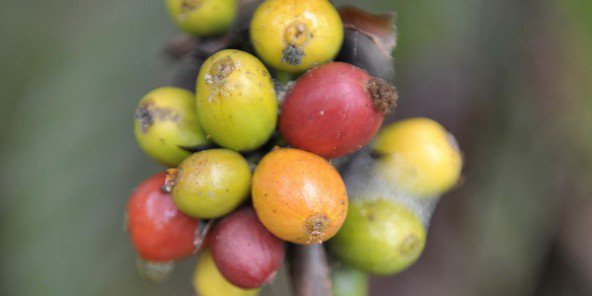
top-left (1, 0), bottom-right (591, 296)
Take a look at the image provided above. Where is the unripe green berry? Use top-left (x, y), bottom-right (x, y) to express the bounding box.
top-left (330, 198), bottom-right (426, 275)
top-left (170, 149), bottom-right (252, 219)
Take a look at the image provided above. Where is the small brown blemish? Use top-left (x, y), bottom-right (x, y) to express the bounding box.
top-left (205, 56), bottom-right (236, 99)
top-left (180, 0), bottom-right (203, 12)
top-left (367, 77), bottom-right (398, 113)
top-left (304, 213), bottom-right (330, 244)
top-left (208, 56), bottom-right (235, 83)
top-left (134, 102), bottom-right (181, 133)
top-left (400, 234), bottom-right (421, 256)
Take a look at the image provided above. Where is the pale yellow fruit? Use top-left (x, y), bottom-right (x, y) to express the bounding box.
top-left (372, 117), bottom-right (463, 198)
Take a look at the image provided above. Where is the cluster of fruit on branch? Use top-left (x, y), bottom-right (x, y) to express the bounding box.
top-left (125, 0), bottom-right (463, 295)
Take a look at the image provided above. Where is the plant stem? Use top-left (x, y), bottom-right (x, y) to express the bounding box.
top-left (288, 244), bottom-right (332, 296)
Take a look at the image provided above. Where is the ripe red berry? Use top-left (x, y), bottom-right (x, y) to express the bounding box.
top-left (127, 172), bottom-right (199, 262)
top-left (210, 207), bottom-right (285, 289)
top-left (280, 62), bottom-right (397, 158)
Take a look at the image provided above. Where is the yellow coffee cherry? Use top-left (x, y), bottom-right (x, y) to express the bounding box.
top-left (193, 250), bottom-right (259, 296)
top-left (196, 49), bottom-right (277, 151)
top-left (250, 0), bottom-right (344, 73)
top-left (133, 87), bottom-right (210, 167)
top-left (166, 0), bottom-right (237, 36)
top-left (372, 117), bottom-right (463, 198)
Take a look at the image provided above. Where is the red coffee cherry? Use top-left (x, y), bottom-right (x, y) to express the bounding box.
top-left (280, 62), bottom-right (397, 158)
top-left (127, 172), bottom-right (199, 262)
top-left (210, 207), bottom-right (286, 289)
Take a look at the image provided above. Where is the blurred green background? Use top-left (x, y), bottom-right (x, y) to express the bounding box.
top-left (1, 0), bottom-right (591, 295)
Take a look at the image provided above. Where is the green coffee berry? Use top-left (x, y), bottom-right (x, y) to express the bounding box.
top-left (170, 149), bottom-right (252, 219)
top-left (330, 198), bottom-right (426, 275)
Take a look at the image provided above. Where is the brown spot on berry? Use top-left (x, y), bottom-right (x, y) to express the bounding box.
top-left (180, 0), bottom-right (203, 12)
top-left (134, 101), bottom-right (181, 133)
top-left (304, 213), bottom-right (330, 244)
top-left (208, 56), bottom-right (235, 82)
top-left (400, 234), bottom-right (421, 256)
top-left (367, 77), bottom-right (398, 113)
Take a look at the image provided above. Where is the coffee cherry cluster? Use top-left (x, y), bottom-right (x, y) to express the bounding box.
top-left (125, 0), bottom-right (463, 295)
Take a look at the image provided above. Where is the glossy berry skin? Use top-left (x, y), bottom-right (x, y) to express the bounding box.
top-left (193, 250), bottom-right (260, 296)
top-left (166, 0), bottom-right (237, 36)
top-left (210, 207), bottom-right (285, 289)
top-left (171, 149), bottom-right (252, 219)
top-left (127, 172), bottom-right (199, 262)
top-left (330, 198), bottom-right (426, 275)
top-left (281, 62), bottom-right (394, 158)
top-left (252, 148), bottom-right (348, 244)
top-left (372, 117), bottom-right (463, 198)
top-left (134, 87), bottom-right (211, 167)
top-left (250, 0), bottom-right (343, 73)
top-left (196, 49), bottom-right (277, 151)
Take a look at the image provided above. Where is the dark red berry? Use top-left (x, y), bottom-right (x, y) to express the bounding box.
top-left (127, 172), bottom-right (199, 262)
top-left (210, 207), bottom-right (286, 289)
top-left (280, 62), bottom-right (397, 158)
